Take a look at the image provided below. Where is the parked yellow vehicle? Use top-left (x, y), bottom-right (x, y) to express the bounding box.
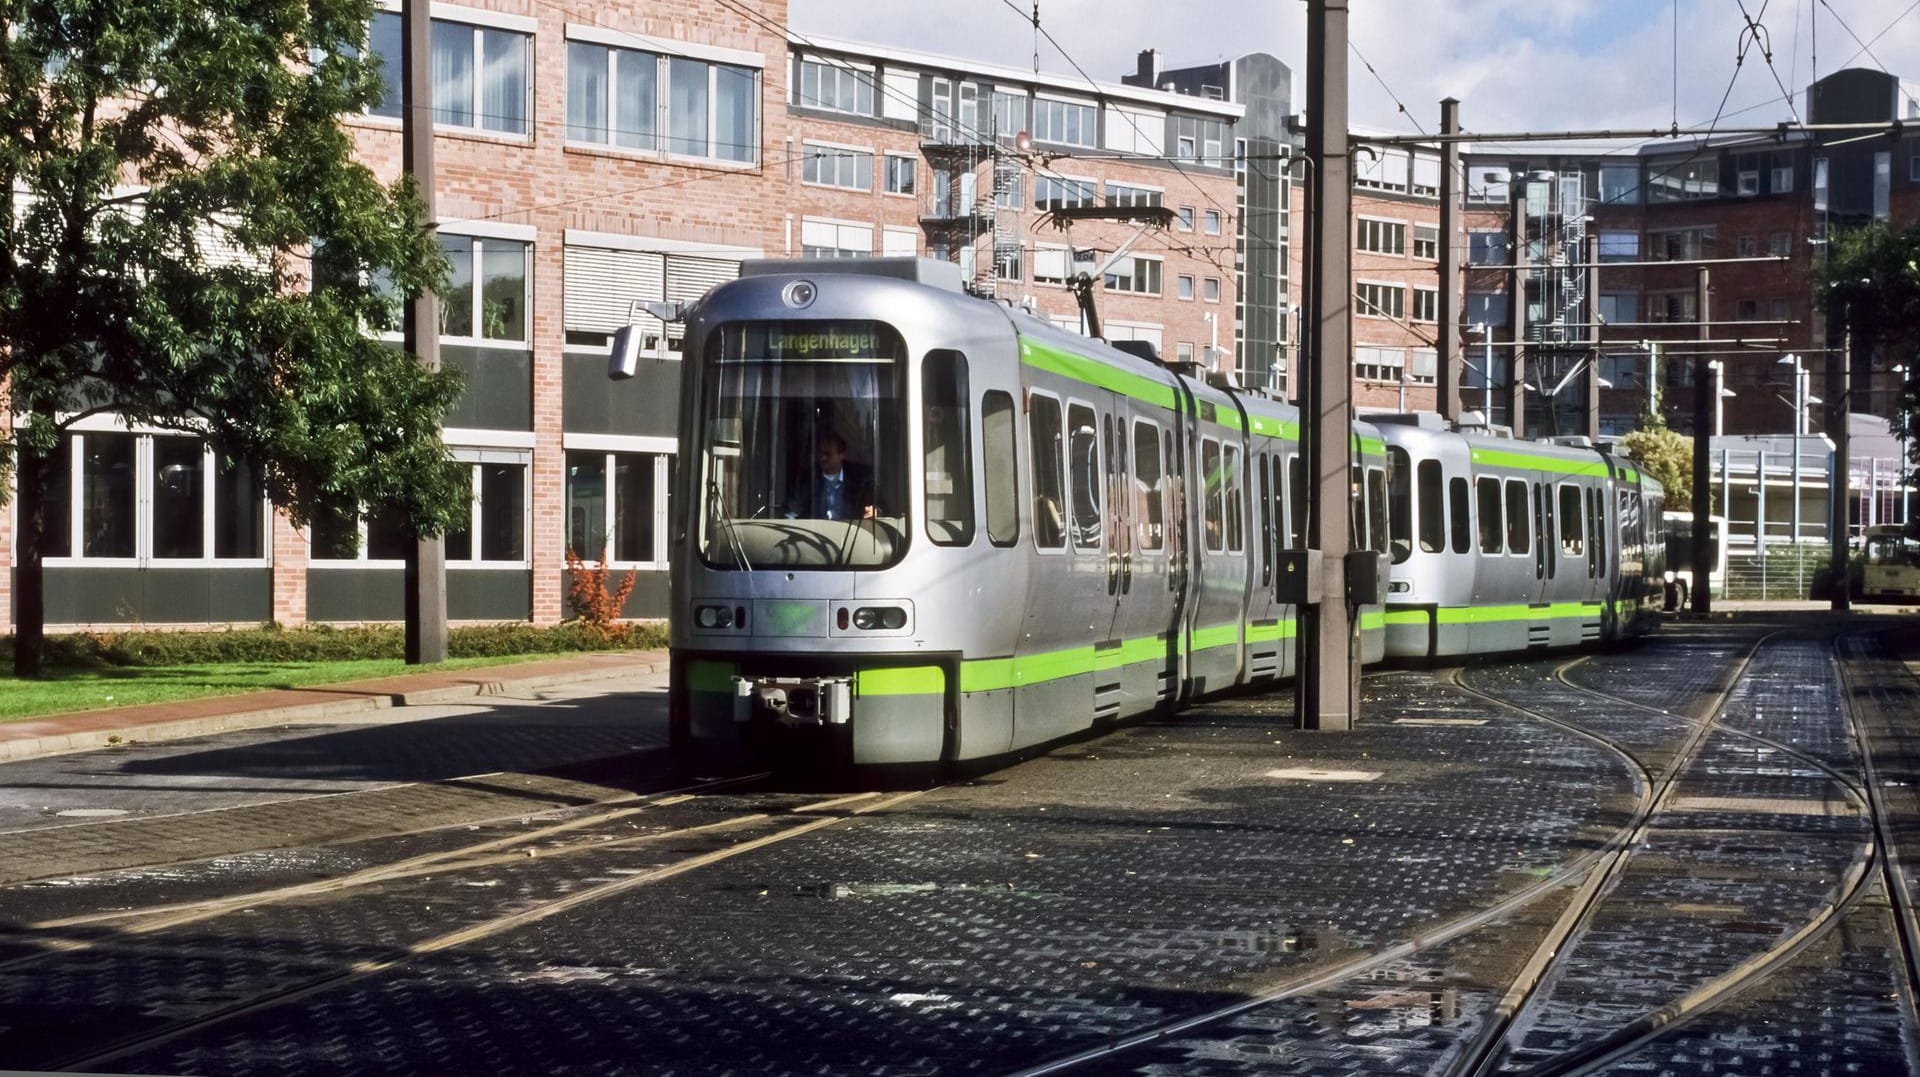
top-left (1862, 525), bottom-right (1920, 602)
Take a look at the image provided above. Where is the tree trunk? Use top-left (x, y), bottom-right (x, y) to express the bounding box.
top-left (14, 445), bottom-right (47, 678)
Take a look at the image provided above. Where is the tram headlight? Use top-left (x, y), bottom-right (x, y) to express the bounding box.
top-left (694, 604), bottom-right (736, 629)
top-left (851, 606), bottom-right (907, 631)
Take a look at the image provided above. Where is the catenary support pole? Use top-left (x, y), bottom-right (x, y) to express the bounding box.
top-left (1829, 330), bottom-right (1851, 611)
top-left (1690, 267), bottom-right (1712, 614)
top-left (1438, 98), bottom-right (1461, 423)
top-left (402, 0), bottom-right (448, 663)
top-left (1297, 0), bottom-right (1356, 731)
top-left (1584, 228), bottom-right (1600, 440)
top-left (1509, 186), bottom-right (1528, 437)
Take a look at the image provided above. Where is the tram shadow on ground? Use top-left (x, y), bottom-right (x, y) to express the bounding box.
top-left (109, 692), bottom-right (674, 793)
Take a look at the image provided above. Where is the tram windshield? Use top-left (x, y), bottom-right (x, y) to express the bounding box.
top-left (697, 320), bottom-right (906, 569)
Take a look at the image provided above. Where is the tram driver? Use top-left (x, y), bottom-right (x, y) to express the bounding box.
top-left (786, 431), bottom-right (876, 521)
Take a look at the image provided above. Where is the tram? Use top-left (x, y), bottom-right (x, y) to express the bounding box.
top-left (639, 257), bottom-right (1665, 769)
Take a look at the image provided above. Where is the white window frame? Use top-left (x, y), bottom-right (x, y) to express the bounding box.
top-left (800, 139), bottom-right (874, 191)
top-left (800, 216), bottom-right (875, 258)
top-left (1412, 287), bottom-right (1439, 323)
top-left (405, 5), bottom-right (536, 139)
top-left (1032, 93), bottom-right (1098, 148)
top-left (32, 419), bottom-right (274, 569)
top-left (795, 55), bottom-right (875, 116)
top-left (560, 433), bottom-right (676, 569)
top-left (444, 449), bottom-right (534, 569)
top-left (436, 224), bottom-right (534, 348)
top-left (1356, 216), bottom-right (1406, 256)
top-left (1033, 243), bottom-right (1070, 286)
top-left (1355, 280), bottom-right (1404, 321)
top-left (882, 153), bottom-right (916, 197)
top-left (1102, 254), bottom-right (1162, 296)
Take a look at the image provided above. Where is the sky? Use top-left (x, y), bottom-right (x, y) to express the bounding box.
top-left (788, 0), bottom-right (1920, 136)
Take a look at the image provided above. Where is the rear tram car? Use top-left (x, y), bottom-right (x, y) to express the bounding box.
top-left (653, 257), bottom-right (1662, 770)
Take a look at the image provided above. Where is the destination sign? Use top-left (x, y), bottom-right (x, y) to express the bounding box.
top-left (764, 322), bottom-right (884, 360)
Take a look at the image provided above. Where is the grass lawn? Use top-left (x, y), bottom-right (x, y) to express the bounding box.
top-left (0, 654), bottom-right (554, 723)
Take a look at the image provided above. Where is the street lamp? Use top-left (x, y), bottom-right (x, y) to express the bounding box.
top-left (1896, 363), bottom-right (1911, 529)
top-left (1777, 353), bottom-right (1820, 544)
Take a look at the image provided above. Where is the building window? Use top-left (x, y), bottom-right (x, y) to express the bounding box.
top-left (1412, 224), bottom-right (1438, 260)
top-left (1408, 348), bottom-right (1437, 385)
top-left (1412, 287), bottom-right (1439, 323)
top-left (1032, 97), bottom-right (1097, 147)
top-left (1465, 292), bottom-right (1508, 328)
top-left (1106, 183), bottom-right (1163, 208)
top-left (1357, 218), bottom-right (1406, 255)
top-left (1177, 274), bottom-right (1194, 300)
top-left (1034, 175), bottom-right (1095, 211)
top-left (567, 41), bottom-right (657, 149)
top-left (1598, 293), bottom-right (1637, 327)
top-left (1356, 282), bottom-right (1403, 320)
top-left (1736, 234), bottom-right (1758, 257)
top-left (445, 460), bottom-right (530, 564)
top-left (1597, 230), bottom-right (1639, 261)
top-left (1202, 277), bottom-right (1221, 303)
top-left (1466, 165), bottom-right (1510, 203)
top-left (1648, 291), bottom-right (1697, 323)
top-left (1771, 165), bottom-right (1793, 193)
top-left (1646, 156), bottom-right (1718, 201)
top-left (1769, 297), bottom-right (1792, 323)
top-left (371, 15), bottom-right (530, 135)
top-left (800, 218), bottom-right (874, 258)
top-left (1171, 114), bottom-right (1228, 166)
top-left (994, 169), bottom-right (1025, 209)
top-left (565, 450), bottom-right (670, 564)
top-left (1032, 247), bottom-right (1069, 285)
top-left (440, 234), bottom-right (528, 342)
top-left (1737, 169), bottom-right (1759, 195)
top-left (1202, 209), bottom-right (1223, 235)
top-left (802, 143), bottom-right (873, 190)
top-left (42, 432), bottom-right (268, 563)
top-left (1355, 345), bottom-right (1405, 383)
top-left (1469, 231), bottom-right (1508, 266)
top-left (1103, 256), bottom-right (1161, 295)
top-left (992, 90), bottom-right (1028, 141)
top-left (1176, 342), bottom-right (1194, 363)
top-left (1598, 164), bottom-right (1641, 205)
top-left (1768, 231), bottom-right (1791, 256)
top-left (796, 58), bottom-right (874, 116)
top-left (311, 502), bottom-right (413, 562)
top-left (883, 154), bottom-right (915, 195)
top-left (667, 57), bottom-right (758, 162)
top-left (1735, 298), bottom-right (1758, 321)
top-left (1654, 227), bottom-right (1713, 261)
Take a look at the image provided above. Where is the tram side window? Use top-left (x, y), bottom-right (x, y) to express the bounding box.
top-left (1029, 392), bottom-right (1065, 548)
top-left (1477, 477), bottom-right (1503, 553)
top-left (1258, 453), bottom-right (1273, 583)
top-left (1224, 444), bottom-right (1245, 553)
top-left (1133, 420), bottom-right (1163, 551)
top-left (1067, 402), bottom-right (1101, 551)
top-left (1288, 456), bottom-right (1306, 547)
top-left (1417, 460), bottom-right (1445, 554)
top-left (922, 351), bottom-right (974, 546)
top-left (1388, 448), bottom-right (1413, 564)
top-left (1449, 476), bottom-right (1471, 554)
top-left (1505, 479), bottom-right (1529, 555)
top-left (1557, 484), bottom-right (1583, 561)
top-left (1202, 437), bottom-right (1225, 552)
top-left (1589, 488), bottom-right (1605, 577)
top-left (1366, 467), bottom-right (1387, 557)
top-left (981, 390), bottom-right (1018, 547)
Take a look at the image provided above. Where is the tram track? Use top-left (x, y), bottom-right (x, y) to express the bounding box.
top-left (1443, 629), bottom-right (1911, 1076)
top-left (22, 784), bottom-right (931, 1074)
top-left (1009, 627), bottom-right (1904, 1077)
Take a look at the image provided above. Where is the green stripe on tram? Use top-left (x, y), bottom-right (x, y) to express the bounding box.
top-left (1469, 446), bottom-right (1612, 478)
top-left (1432, 602), bottom-right (1604, 625)
top-left (1248, 415), bottom-right (1300, 440)
top-left (1019, 339), bottom-right (1178, 410)
top-left (856, 666), bottom-right (945, 696)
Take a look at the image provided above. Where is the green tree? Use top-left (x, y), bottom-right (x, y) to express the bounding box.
top-left (1, 0), bottom-right (468, 675)
top-left (1818, 218), bottom-right (1920, 533)
top-left (1621, 424), bottom-right (1694, 508)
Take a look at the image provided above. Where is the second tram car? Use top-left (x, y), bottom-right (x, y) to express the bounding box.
top-left (653, 258), bottom-right (1664, 769)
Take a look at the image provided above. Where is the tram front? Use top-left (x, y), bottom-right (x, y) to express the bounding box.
top-left (664, 262), bottom-right (1008, 770)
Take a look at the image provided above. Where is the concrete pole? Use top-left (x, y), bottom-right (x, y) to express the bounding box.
top-left (1829, 330), bottom-right (1852, 611)
top-left (1790, 359), bottom-right (1803, 543)
top-left (1296, 0), bottom-right (1356, 732)
top-left (1509, 189), bottom-right (1528, 437)
top-left (1721, 448), bottom-right (1732, 544)
top-left (1690, 267), bottom-right (1712, 614)
top-left (1757, 449), bottom-right (1768, 557)
top-left (402, 0), bottom-right (448, 664)
top-left (1438, 98), bottom-right (1462, 424)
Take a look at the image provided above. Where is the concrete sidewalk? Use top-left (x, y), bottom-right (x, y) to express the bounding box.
top-left (0, 649), bottom-right (669, 764)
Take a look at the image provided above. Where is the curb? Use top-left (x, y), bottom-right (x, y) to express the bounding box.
top-left (0, 657), bottom-right (669, 765)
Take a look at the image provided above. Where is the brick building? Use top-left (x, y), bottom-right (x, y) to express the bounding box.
top-left (1, 2), bottom-right (1244, 633)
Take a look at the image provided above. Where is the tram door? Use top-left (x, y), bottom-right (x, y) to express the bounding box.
top-left (1110, 407), bottom-right (1173, 719)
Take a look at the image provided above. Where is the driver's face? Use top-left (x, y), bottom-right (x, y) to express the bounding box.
top-left (817, 441), bottom-right (844, 472)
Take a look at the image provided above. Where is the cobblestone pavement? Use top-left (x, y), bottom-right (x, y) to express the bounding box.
top-left (1, 616), bottom-right (1917, 1075)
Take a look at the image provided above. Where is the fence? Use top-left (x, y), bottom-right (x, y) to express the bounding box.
top-left (1722, 543), bottom-right (1826, 600)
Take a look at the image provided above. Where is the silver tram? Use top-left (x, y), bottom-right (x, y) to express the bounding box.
top-left (657, 257), bottom-right (1660, 769)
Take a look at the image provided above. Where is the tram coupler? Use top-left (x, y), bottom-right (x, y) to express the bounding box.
top-left (732, 675), bottom-right (854, 727)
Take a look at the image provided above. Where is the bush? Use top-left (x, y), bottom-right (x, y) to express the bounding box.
top-left (0, 620), bottom-right (667, 670)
